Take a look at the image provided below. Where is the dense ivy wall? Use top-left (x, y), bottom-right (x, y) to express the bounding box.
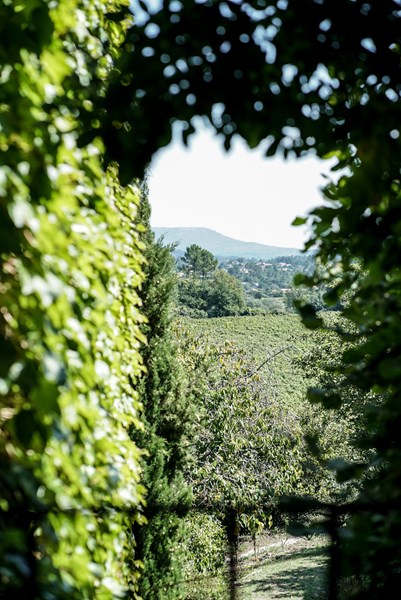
top-left (0, 1), bottom-right (146, 597)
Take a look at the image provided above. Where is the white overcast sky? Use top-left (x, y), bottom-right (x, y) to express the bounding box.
top-left (148, 121), bottom-right (334, 249)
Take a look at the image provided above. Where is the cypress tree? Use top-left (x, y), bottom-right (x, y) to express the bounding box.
top-left (132, 178), bottom-right (192, 599)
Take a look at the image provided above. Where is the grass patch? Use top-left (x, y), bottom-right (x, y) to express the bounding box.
top-left (237, 535), bottom-right (329, 600)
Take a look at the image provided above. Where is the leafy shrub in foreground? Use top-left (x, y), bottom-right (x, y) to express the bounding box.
top-left (181, 512), bottom-right (228, 600)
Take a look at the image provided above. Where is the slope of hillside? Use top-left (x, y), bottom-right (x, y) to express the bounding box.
top-left (153, 227), bottom-right (300, 259)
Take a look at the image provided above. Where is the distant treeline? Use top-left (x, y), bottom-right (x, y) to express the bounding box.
top-left (175, 248), bottom-right (326, 315)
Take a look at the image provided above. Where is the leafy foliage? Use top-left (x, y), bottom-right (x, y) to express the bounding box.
top-left (176, 326), bottom-right (304, 517)
top-left (181, 512), bottom-right (228, 600)
top-left (0, 1), bottom-right (146, 597)
top-left (96, 0), bottom-right (400, 182)
top-left (173, 321), bottom-right (314, 598)
top-left (206, 270), bottom-right (247, 317)
top-left (296, 316), bottom-right (374, 506)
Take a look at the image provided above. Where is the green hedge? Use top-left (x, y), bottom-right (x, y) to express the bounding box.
top-left (0, 1), bottom-right (146, 597)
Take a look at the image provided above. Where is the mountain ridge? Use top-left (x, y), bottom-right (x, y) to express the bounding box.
top-left (152, 227), bottom-right (301, 259)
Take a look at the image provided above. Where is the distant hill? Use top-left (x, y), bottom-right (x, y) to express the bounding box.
top-left (152, 227), bottom-right (300, 260)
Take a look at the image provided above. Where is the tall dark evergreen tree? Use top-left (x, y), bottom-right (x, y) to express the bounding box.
top-left (132, 179), bottom-right (193, 599)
